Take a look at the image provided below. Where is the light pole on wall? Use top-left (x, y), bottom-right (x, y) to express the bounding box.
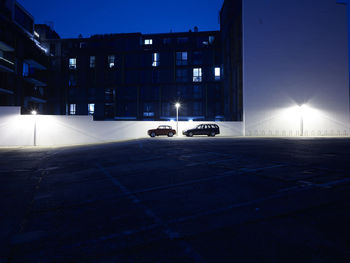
top-left (175, 103), bottom-right (180, 136)
top-left (31, 110), bottom-right (37, 146)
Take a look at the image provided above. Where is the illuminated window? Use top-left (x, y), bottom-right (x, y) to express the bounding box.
top-left (88, 103), bottom-right (95, 115)
top-left (193, 68), bottom-right (202, 82)
top-left (152, 53), bottom-right (160, 67)
top-left (23, 62), bottom-right (29, 77)
top-left (69, 58), bottom-right (76, 69)
top-left (215, 67), bottom-right (221, 80)
top-left (144, 39), bottom-right (153, 45)
top-left (69, 104), bottom-right (76, 115)
top-left (176, 52), bottom-right (188, 66)
top-left (90, 56), bottom-right (95, 68)
top-left (108, 55), bottom-right (115, 68)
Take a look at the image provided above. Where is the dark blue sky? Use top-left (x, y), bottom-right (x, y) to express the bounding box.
top-left (19, 0), bottom-right (224, 38)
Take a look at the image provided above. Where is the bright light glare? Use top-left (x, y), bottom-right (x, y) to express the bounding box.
top-left (175, 103), bottom-right (180, 108)
top-left (188, 119), bottom-right (193, 122)
top-left (31, 110), bottom-right (37, 115)
top-left (281, 104), bottom-right (319, 122)
top-left (297, 104), bottom-right (313, 117)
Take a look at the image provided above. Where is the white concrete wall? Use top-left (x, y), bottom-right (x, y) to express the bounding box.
top-left (242, 0), bottom-right (350, 136)
top-left (0, 107), bottom-right (243, 146)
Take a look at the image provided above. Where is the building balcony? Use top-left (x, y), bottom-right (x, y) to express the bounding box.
top-left (24, 76), bottom-right (47, 87)
top-left (0, 5), bottom-right (12, 20)
top-left (0, 55), bottom-right (15, 73)
top-left (24, 39), bottom-right (49, 69)
top-left (0, 87), bottom-right (14, 95)
top-left (24, 87), bottom-right (46, 103)
top-left (23, 64), bottom-right (48, 87)
top-left (0, 40), bottom-right (15, 52)
top-left (24, 59), bottom-right (46, 70)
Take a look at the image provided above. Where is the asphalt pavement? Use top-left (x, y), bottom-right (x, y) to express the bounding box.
top-left (1, 137), bottom-right (350, 262)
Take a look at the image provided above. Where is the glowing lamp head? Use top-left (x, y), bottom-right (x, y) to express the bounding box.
top-left (175, 103), bottom-right (180, 109)
top-left (297, 104), bottom-right (309, 115)
top-left (31, 110), bottom-right (37, 115)
top-left (300, 104), bottom-right (307, 110)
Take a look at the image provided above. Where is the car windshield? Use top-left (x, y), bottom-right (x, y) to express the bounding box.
top-left (196, 125), bottom-right (201, 129)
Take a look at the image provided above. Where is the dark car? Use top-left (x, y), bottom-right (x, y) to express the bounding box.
top-left (148, 125), bottom-right (176, 137)
top-left (183, 124), bottom-right (220, 137)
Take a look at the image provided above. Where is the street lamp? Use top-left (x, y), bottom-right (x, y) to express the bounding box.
top-left (175, 103), bottom-right (180, 136)
top-left (31, 110), bottom-right (37, 146)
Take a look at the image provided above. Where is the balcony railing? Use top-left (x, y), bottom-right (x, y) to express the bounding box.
top-left (24, 68), bottom-right (47, 86)
top-left (24, 87), bottom-right (46, 103)
top-left (0, 55), bottom-right (15, 73)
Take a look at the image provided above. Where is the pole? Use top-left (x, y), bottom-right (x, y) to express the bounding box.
top-left (34, 117), bottom-right (37, 146)
top-left (176, 106), bottom-right (179, 136)
top-left (300, 115), bottom-right (304, 137)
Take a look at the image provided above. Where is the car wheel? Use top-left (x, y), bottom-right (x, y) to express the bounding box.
top-left (150, 132), bottom-right (156, 137)
top-left (168, 132), bottom-right (174, 137)
top-left (188, 132), bottom-right (193, 137)
top-left (210, 132), bottom-right (216, 137)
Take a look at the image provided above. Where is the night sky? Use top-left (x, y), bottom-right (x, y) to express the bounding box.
top-left (18, 0), bottom-right (224, 38)
top-left (18, 0), bottom-right (350, 71)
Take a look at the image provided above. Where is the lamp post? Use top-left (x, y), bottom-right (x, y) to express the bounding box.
top-left (299, 105), bottom-right (305, 137)
top-left (31, 110), bottom-right (37, 146)
top-left (175, 103), bottom-right (180, 136)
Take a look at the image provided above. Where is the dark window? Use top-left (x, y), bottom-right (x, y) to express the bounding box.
top-left (118, 86), bottom-right (137, 100)
top-left (80, 42), bottom-right (87, 48)
top-left (162, 102), bottom-right (171, 116)
top-left (117, 102), bottom-right (137, 117)
top-left (176, 69), bottom-right (188, 82)
top-left (152, 70), bottom-right (160, 83)
top-left (193, 85), bottom-right (202, 99)
top-left (50, 43), bottom-right (56, 56)
top-left (141, 86), bottom-right (158, 100)
top-left (193, 102), bottom-right (202, 116)
top-left (163, 38), bottom-right (172, 45)
top-left (193, 51), bottom-right (202, 65)
top-left (69, 73), bottom-right (77, 87)
top-left (177, 37), bottom-right (189, 44)
top-left (105, 88), bottom-right (114, 102)
top-left (177, 85), bottom-right (191, 99)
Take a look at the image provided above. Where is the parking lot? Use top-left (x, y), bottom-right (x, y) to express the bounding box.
top-left (1, 137), bottom-right (350, 262)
